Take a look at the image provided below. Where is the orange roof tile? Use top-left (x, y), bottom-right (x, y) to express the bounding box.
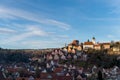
top-left (54, 68), bottom-right (63, 73)
top-left (40, 73), bottom-right (49, 79)
top-left (54, 76), bottom-right (73, 80)
top-left (84, 42), bottom-right (94, 45)
top-left (7, 68), bottom-right (18, 73)
top-left (94, 44), bottom-right (101, 47)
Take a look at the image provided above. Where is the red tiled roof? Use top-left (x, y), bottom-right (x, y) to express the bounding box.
top-left (54, 68), bottom-right (63, 73)
top-left (68, 40), bottom-right (79, 46)
top-left (54, 76), bottom-right (73, 80)
top-left (84, 42), bottom-right (94, 45)
top-left (14, 76), bottom-right (72, 80)
top-left (7, 68), bottom-right (18, 73)
top-left (94, 44), bottom-right (101, 47)
top-left (16, 77), bottom-right (41, 80)
top-left (40, 73), bottom-right (48, 78)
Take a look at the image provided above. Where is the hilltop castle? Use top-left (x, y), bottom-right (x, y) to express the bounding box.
top-left (63, 37), bottom-right (110, 53)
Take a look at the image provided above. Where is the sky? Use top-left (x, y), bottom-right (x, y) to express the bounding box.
top-left (0, 0), bottom-right (120, 49)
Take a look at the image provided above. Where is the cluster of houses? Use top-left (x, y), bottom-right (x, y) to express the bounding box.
top-left (0, 49), bottom-right (89, 80)
top-left (0, 49), bottom-right (120, 80)
top-left (63, 37), bottom-right (111, 53)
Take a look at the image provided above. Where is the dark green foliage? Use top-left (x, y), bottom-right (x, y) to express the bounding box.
top-left (59, 49), bottom-right (120, 68)
top-left (35, 68), bottom-right (41, 78)
top-left (87, 50), bottom-right (119, 68)
top-left (0, 49), bottom-right (29, 63)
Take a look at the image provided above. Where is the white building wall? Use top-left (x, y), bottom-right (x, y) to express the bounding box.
top-left (83, 45), bottom-right (94, 49)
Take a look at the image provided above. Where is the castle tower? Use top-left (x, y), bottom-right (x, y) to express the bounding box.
top-left (92, 37), bottom-right (96, 44)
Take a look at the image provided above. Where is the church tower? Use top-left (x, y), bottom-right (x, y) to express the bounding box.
top-left (92, 37), bottom-right (96, 44)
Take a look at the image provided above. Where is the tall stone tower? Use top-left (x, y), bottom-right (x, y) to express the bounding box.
top-left (92, 37), bottom-right (96, 44)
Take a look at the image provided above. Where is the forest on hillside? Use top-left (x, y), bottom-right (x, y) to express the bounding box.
top-left (0, 47), bottom-right (120, 68)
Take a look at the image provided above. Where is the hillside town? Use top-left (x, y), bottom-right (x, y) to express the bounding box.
top-left (63, 37), bottom-right (120, 54)
top-left (0, 38), bottom-right (120, 80)
top-left (1, 0), bottom-right (120, 80)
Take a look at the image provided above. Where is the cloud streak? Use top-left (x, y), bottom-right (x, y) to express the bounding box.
top-left (0, 7), bottom-right (71, 30)
top-left (83, 17), bottom-right (120, 21)
top-left (0, 27), bottom-right (16, 34)
top-left (109, 0), bottom-right (120, 14)
top-left (21, 40), bottom-right (64, 49)
top-left (1, 26), bottom-right (48, 44)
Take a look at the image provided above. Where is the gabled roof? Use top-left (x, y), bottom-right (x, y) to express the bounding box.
top-left (54, 68), bottom-right (63, 73)
top-left (7, 68), bottom-right (18, 73)
top-left (84, 42), bottom-right (94, 45)
top-left (94, 44), bottom-right (101, 47)
top-left (68, 40), bottom-right (79, 46)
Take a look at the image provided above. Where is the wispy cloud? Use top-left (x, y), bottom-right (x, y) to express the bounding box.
top-left (111, 1), bottom-right (120, 14)
top-left (21, 40), bottom-right (64, 49)
top-left (0, 24), bottom-right (70, 48)
top-left (1, 26), bottom-right (48, 44)
top-left (0, 6), bottom-right (71, 48)
top-left (0, 27), bottom-right (16, 34)
top-left (0, 7), bottom-right (71, 30)
top-left (83, 17), bottom-right (120, 21)
top-left (26, 26), bottom-right (48, 36)
top-left (105, 0), bottom-right (120, 14)
top-left (79, 0), bottom-right (120, 21)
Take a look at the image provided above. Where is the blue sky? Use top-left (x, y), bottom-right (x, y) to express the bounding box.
top-left (0, 0), bottom-right (120, 49)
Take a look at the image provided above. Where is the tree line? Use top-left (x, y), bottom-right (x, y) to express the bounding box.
top-left (0, 49), bottom-right (29, 63)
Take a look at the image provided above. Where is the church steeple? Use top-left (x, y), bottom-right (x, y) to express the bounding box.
top-left (92, 37), bottom-right (96, 44)
top-left (93, 37), bottom-right (95, 40)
